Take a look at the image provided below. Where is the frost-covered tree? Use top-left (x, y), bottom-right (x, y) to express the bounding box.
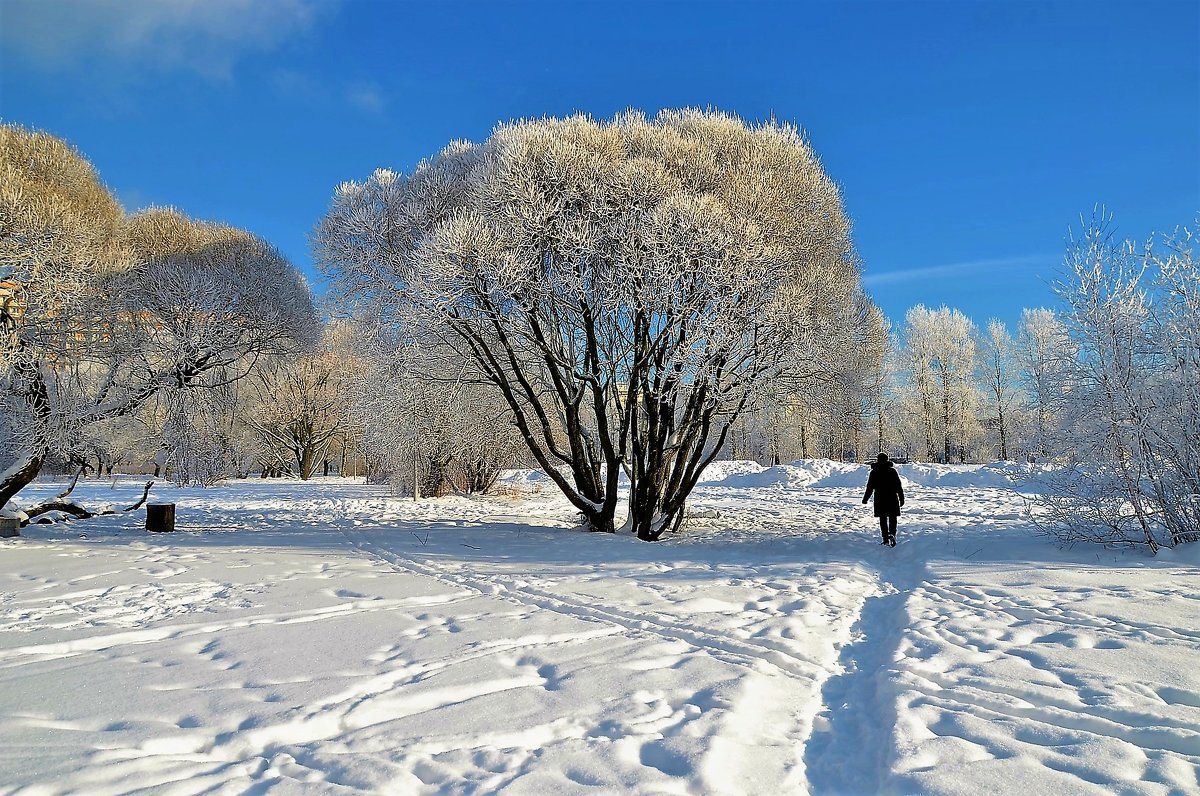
top-left (930, 307), bottom-right (982, 462)
top-left (317, 110), bottom-right (869, 539)
top-left (866, 323), bottom-right (903, 459)
top-left (243, 327), bottom-right (349, 481)
top-left (160, 385), bottom-right (238, 486)
top-left (838, 296), bottom-right (890, 459)
top-left (725, 292), bottom-right (885, 464)
top-left (75, 411), bottom-right (160, 477)
top-left (899, 306), bottom-right (983, 461)
top-left (347, 326), bottom-right (524, 497)
top-left (1149, 225), bottom-right (1200, 522)
top-left (979, 319), bottom-right (1024, 461)
top-left (899, 306), bottom-right (938, 460)
top-left (1016, 307), bottom-right (1071, 461)
top-left (0, 126), bottom-right (318, 510)
top-left (1035, 213), bottom-right (1200, 550)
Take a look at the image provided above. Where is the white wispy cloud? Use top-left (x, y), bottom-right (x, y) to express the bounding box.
top-left (862, 254), bottom-right (1058, 288)
top-left (269, 70), bottom-right (388, 113)
top-left (346, 83), bottom-right (387, 114)
top-left (2, 0), bottom-right (335, 80)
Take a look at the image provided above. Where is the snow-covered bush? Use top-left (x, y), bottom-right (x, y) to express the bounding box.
top-left (1033, 213), bottom-right (1200, 551)
top-left (347, 327), bottom-right (524, 497)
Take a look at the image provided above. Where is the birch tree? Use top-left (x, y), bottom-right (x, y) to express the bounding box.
top-left (980, 319), bottom-right (1023, 460)
top-left (900, 306), bottom-right (941, 460)
top-left (899, 305), bottom-right (983, 462)
top-left (317, 110), bottom-right (868, 539)
top-left (1016, 307), bottom-right (1070, 461)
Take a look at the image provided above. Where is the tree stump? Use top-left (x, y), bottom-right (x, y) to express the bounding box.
top-left (0, 517), bottom-right (18, 538)
top-left (146, 503), bottom-right (176, 533)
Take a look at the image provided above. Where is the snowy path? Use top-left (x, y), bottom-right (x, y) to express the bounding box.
top-left (804, 557), bottom-right (920, 795)
top-left (1, 463), bottom-right (1198, 794)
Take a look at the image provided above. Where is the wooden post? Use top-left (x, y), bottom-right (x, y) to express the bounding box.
top-left (0, 517), bottom-right (19, 538)
top-left (146, 503), bottom-right (176, 533)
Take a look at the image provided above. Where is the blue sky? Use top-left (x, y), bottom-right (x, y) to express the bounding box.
top-left (2, 0), bottom-right (1197, 331)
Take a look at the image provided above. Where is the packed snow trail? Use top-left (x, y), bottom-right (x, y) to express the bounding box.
top-left (803, 556), bottom-right (923, 795)
top-left (1, 463), bottom-right (1198, 795)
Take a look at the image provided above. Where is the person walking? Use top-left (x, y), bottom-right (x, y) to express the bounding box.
top-left (863, 453), bottom-right (904, 546)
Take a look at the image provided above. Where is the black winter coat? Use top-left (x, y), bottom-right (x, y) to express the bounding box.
top-left (863, 462), bottom-right (904, 517)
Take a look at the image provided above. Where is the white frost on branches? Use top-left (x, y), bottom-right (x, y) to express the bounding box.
top-left (1033, 212), bottom-right (1200, 550)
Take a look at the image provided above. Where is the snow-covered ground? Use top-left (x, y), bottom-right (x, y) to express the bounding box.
top-left (1, 462), bottom-right (1197, 795)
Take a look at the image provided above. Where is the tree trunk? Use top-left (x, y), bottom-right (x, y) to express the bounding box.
top-left (998, 407), bottom-right (1008, 461)
top-left (632, 510), bottom-right (668, 542)
top-left (0, 454), bottom-right (44, 510)
top-left (147, 503), bottom-right (176, 533)
top-left (942, 382), bottom-right (952, 464)
top-left (299, 447), bottom-right (315, 480)
top-left (878, 408), bottom-right (888, 458)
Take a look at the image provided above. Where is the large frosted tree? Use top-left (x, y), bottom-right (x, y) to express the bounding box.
top-left (0, 126), bottom-right (318, 511)
top-left (317, 109), bottom-right (871, 539)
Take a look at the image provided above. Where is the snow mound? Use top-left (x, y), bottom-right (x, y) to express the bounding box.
top-left (706, 464), bottom-right (809, 489)
top-left (898, 461), bottom-right (1032, 489)
top-left (696, 460), bottom-right (767, 483)
top-left (799, 460), bottom-right (872, 488)
top-left (495, 469), bottom-right (551, 486)
top-left (1156, 540), bottom-right (1200, 565)
top-left (497, 460), bottom-right (1043, 494)
top-left (700, 459), bottom-right (1041, 491)
top-left (700, 460), bottom-right (865, 489)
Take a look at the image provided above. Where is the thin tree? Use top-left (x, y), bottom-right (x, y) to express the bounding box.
top-left (980, 319), bottom-right (1021, 460)
top-left (1016, 307), bottom-right (1069, 462)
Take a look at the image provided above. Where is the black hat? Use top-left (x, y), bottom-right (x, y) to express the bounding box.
top-left (876, 453), bottom-right (890, 464)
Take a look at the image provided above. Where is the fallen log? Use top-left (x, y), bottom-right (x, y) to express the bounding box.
top-left (19, 480), bottom-right (156, 527)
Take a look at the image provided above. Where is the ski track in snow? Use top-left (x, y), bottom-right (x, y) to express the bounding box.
top-left (0, 463), bottom-right (1197, 795)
